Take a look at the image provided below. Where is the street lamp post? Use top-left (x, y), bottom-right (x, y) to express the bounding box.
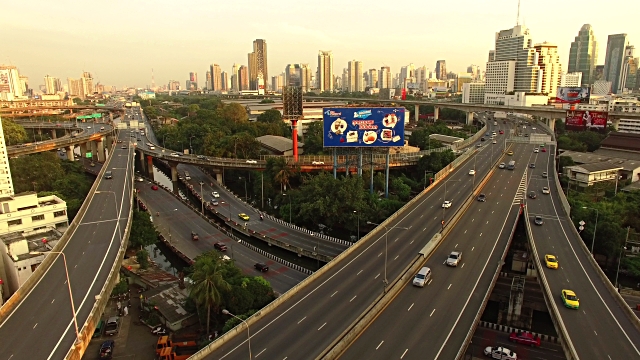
top-left (239, 177), bottom-right (248, 200)
top-left (282, 193), bottom-right (292, 223)
top-left (30, 251), bottom-right (82, 346)
top-left (200, 182), bottom-right (205, 214)
top-left (354, 210), bottom-right (360, 241)
top-left (178, 141), bottom-right (183, 154)
top-left (582, 207), bottom-right (599, 254)
top-left (221, 201), bottom-right (231, 221)
top-left (367, 221), bottom-right (408, 292)
top-left (615, 226), bottom-right (631, 288)
top-left (222, 309), bottom-right (252, 360)
top-left (162, 134), bottom-right (169, 148)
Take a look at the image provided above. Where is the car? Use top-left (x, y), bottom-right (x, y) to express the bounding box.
top-left (104, 171), bottom-right (113, 179)
top-left (446, 251), bottom-right (462, 266)
top-left (499, 130), bottom-right (504, 134)
top-left (477, 193), bottom-right (486, 202)
top-left (484, 346), bottom-right (517, 360)
top-left (221, 255), bottom-right (231, 261)
top-left (533, 148), bottom-right (539, 153)
top-left (492, 140), bottom-right (497, 144)
top-left (524, 133), bottom-right (529, 137)
top-left (121, 145), bottom-right (127, 149)
top-left (99, 340), bottom-right (115, 359)
top-left (545, 254), bottom-right (558, 269)
top-left (542, 172), bottom-right (548, 178)
top-left (499, 162), bottom-right (506, 169)
top-left (100, 127), bottom-right (105, 131)
top-left (528, 191), bottom-right (537, 199)
top-left (135, 177), bottom-right (143, 182)
top-left (86, 126), bottom-right (92, 129)
top-left (541, 148), bottom-right (547, 152)
top-left (476, 144), bottom-right (482, 147)
top-left (312, 161), bottom-right (325, 165)
top-left (214, 242), bottom-right (228, 251)
top-left (151, 185), bottom-right (158, 190)
top-left (532, 127), bottom-right (536, 130)
top-left (117, 140), bottom-right (122, 143)
top-left (468, 169), bottom-right (476, 175)
top-left (104, 317), bottom-right (119, 336)
top-left (211, 199), bottom-right (219, 206)
top-left (212, 191), bottom-right (220, 198)
top-left (442, 200), bottom-right (452, 208)
top-left (507, 151), bottom-right (514, 155)
top-left (540, 143), bottom-right (545, 147)
top-left (561, 289), bottom-right (580, 309)
top-left (542, 186), bottom-right (550, 194)
top-left (254, 263), bottom-right (269, 272)
top-left (509, 331), bottom-right (541, 347)
top-left (529, 163), bottom-right (535, 168)
top-left (238, 213), bottom-right (250, 221)
top-left (534, 216), bottom-right (544, 225)
top-left (197, 155), bottom-right (206, 159)
top-left (246, 159), bottom-right (258, 164)
top-left (480, 137), bottom-right (486, 141)
top-left (137, 138), bottom-right (141, 141)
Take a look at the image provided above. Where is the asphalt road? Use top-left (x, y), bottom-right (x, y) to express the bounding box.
top-left (470, 326), bottom-right (566, 360)
top-left (135, 179), bottom-right (307, 295)
top-left (527, 144), bottom-right (640, 359)
top-left (200, 121), bottom-right (515, 359)
top-left (0, 128), bottom-right (134, 360)
top-left (178, 164), bottom-right (348, 257)
top-left (340, 142), bottom-right (535, 360)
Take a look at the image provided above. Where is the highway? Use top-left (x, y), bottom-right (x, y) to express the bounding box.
top-left (470, 326), bottom-right (566, 360)
top-left (0, 126), bottom-right (134, 359)
top-left (200, 120), bottom-right (511, 359)
top-left (340, 142), bottom-right (534, 360)
top-left (135, 178), bottom-right (308, 294)
top-left (527, 144), bottom-right (640, 359)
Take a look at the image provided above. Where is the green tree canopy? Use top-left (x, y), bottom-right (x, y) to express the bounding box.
top-left (2, 119), bottom-right (28, 145)
top-left (129, 208), bottom-right (158, 248)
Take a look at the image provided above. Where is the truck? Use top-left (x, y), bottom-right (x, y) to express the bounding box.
top-left (157, 347), bottom-right (198, 360)
top-left (191, 231), bottom-right (199, 241)
top-left (156, 336), bottom-right (198, 356)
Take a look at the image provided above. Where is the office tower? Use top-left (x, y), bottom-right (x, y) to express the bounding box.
top-left (594, 65), bottom-right (605, 81)
top-left (317, 51), bottom-right (334, 92)
top-left (205, 71), bottom-right (212, 90)
top-left (271, 73), bottom-right (284, 93)
top-left (368, 69), bottom-right (378, 88)
top-left (347, 60), bottom-right (364, 92)
top-left (435, 60), bottom-right (447, 80)
top-left (467, 65), bottom-right (481, 81)
top-left (221, 71), bottom-right (229, 91)
top-left (620, 45), bottom-right (638, 91)
top-left (253, 39), bottom-right (268, 89)
top-left (603, 33), bottom-right (629, 94)
top-left (0, 117), bottom-right (14, 196)
top-left (285, 64), bottom-right (301, 86)
top-left (379, 66), bottom-right (391, 89)
top-left (488, 50), bottom-right (495, 62)
top-left (534, 42), bottom-right (562, 96)
top-left (168, 80), bottom-right (180, 91)
top-left (67, 78), bottom-right (83, 97)
top-left (300, 64), bottom-right (312, 92)
top-left (400, 63), bottom-right (416, 85)
top-left (248, 52), bottom-right (257, 90)
top-left (44, 75), bottom-right (59, 95)
top-left (341, 68), bottom-right (348, 92)
top-left (462, 82), bottom-right (486, 104)
top-left (560, 72), bottom-right (583, 87)
top-left (568, 24), bottom-right (599, 86)
top-left (0, 66), bottom-right (24, 101)
top-left (415, 66), bottom-right (428, 92)
top-left (231, 64), bottom-right (239, 91)
top-left (211, 64), bottom-right (222, 91)
top-left (238, 65), bottom-right (249, 91)
top-left (80, 72), bottom-right (93, 98)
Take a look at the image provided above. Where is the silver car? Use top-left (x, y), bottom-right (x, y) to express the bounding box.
top-left (446, 251), bottom-right (462, 267)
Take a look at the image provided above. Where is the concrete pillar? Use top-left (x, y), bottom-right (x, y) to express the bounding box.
top-left (51, 130), bottom-right (57, 139)
top-left (96, 138), bottom-right (105, 163)
top-left (547, 118), bottom-right (555, 132)
top-left (357, 148), bottom-right (363, 176)
top-left (90, 141), bottom-right (98, 161)
top-left (507, 275), bottom-right (525, 327)
top-left (146, 155), bottom-right (155, 181)
top-left (79, 143), bottom-right (88, 159)
top-left (414, 104), bottom-right (420, 124)
top-left (137, 150), bottom-right (146, 174)
top-left (433, 106), bottom-right (440, 121)
top-left (466, 111), bottom-right (474, 126)
top-left (65, 145), bottom-right (75, 161)
top-left (37, 128), bottom-right (42, 136)
top-left (216, 172), bottom-right (223, 184)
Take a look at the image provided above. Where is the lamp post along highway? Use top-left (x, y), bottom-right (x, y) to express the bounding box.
top-left (222, 309), bottom-right (252, 360)
top-left (282, 193), bottom-right (292, 223)
top-left (354, 210), bottom-right (360, 242)
top-left (189, 135), bottom-right (195, 155)
top-left (30, 251), bottom-right (82, 346)
top-left (367, 221), bottom-right (408, 292)
top-left (615, 226), bottom-right (630, 288)
top-left (582, 206), bottom-right (599, 254)
top-left (162, 134), bottom-right (169, 148)
top-left (200, 182), bottom-right (205, 214)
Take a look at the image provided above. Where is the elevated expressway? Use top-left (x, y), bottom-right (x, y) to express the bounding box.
top-left (0, 128), bottom-right (135, 359)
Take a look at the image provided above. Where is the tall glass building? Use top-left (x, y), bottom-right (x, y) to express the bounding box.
top-left (568, 24), bottom-right (599, 86)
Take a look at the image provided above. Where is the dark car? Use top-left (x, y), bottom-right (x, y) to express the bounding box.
top-left (480, 137), bottom-right (486, 141)
top-left (534, 216), bottom-right (544, 225)
top-left (104, 171), bottom-right (113, 179)
top-left (99, 340), bottom-right (115, 359)
top-left (528, 191), bottom-right (537, 199)
top-left (214, 242), bottom-right (228, 252)
top-left (477, 194), bottom-right (486, 202)
top-left (254, 263), bottom-right (269, 272)
top-left (529, 163), bottom-right (535, 168)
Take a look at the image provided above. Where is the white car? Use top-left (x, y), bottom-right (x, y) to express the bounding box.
top-left (533, 148), bottom-right (539, 153)
top-left (468, 169), bottom-right (476, 175)
top-left (499, 163), bottom-right (506, 169)
top-left (542, 186), bottom-right (550, 194)
top-left (312, 161), bottom-right (325, 165)
top-left (442, 200), bottom-right (452, 208)
top-left (212, 191), bottom-right (220, 198)
top-left (484, 346), bottom-right (517, 359)
top-left (135, 177), bottom-right (144, 182)
top-left (532, 127), bottom-right (536, 130)
top-left (446, 251), bottom-right (462, 266)
top-left (246, 159), bottom-right (258, 164)
top-left (170, 152), bottom-right (180, 157)
top-left (492, 140), bottom-right (497, 144)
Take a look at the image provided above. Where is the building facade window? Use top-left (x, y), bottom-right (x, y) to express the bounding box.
top-left (8, 219), bottom-right (22, 226)
top-left (32, 214), bottom-right (45, 221)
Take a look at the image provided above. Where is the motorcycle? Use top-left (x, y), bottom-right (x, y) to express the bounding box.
top-left (152, 326), bottom-right (167, 335)
top-left (260, 215), bottom-right (264, 221)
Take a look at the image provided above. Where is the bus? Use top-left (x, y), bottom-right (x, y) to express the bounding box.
top-left (507, 160), bottom-right (516, 170)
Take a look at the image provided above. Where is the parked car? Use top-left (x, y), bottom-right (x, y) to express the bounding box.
top-left (254, 263), bottom-right (269, 272)
top-left (104, 317), bottom-right (119, 336)
top-left (99, 340), bottom-right (115, 359)
top-left (446, 251), bottom-right (462, 266)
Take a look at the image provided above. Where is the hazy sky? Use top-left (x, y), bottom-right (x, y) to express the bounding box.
top-left (2, 0), bottom-right (637, 89)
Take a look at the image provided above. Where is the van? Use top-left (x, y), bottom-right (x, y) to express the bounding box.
top-left (413, 266), bottom-right (432, 287)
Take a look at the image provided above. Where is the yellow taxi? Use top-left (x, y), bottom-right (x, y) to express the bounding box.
top-left (561, 289), bottom-right (580, 309)
top-left (544, 254), bottom-right (558, 269)
top-left (507, 151), bottom-right (514, 155)
top-left (238, 213), bottom-right (250, 221)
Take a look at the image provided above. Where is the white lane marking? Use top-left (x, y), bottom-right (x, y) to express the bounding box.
top-left (394, 255), bottom-right (399, 260)
top-left (395, 237), bottom-right (399, 242)
top-left (472, 247), bottom-right (475, 251)
top-left (428, 279), bottom-right (433, 285)
top-left (376, 341), bottom-right (384, 350)
top-left (350, 295), bottom-right (357, 302)
top-left (486, 221), bottom-right (489, 224)
top-left (378, 253), bottom-right (382, 257)
top-left (464, 230), bottom-right (467, 234)
top-left (318, 323), bottom-right (326, 330)
top-left (357, 270), bottom-right (363, 276)
top-left (423, 227), bottom-right (427, 231)
top-left (455, 244), bottom-right (458, 248)
top-left (375, 274), bottom-right (380, 279)
top-left (410, 240), bottom-right (414, 244)
top-left (448, 284), bottom-right (452, 290)
top-left (420, 214), bottom-right (423, 218)
top-left (480, 233), bottom-right (483, 237)
top-left (401, 349), bottom-right (408, 359)
top-left (297, 317), bottom-right (306, 324)
top-left (33, 323), bottom-right (37, 329)
top-left (461, 263), bottom-right (465, 268)
top-left (51, 299), bottom-right (55, 304)
top-left (331, 291), bottom-right (338, 297)
top-left (594, 330), bottom-right (598, 336)
top-left (408, 303), bottom-right (414, 311)
top-left (430, 309), bottom-right (436, 317)
top-left (255, 349), bottom-right (266, 357)
top-left (472, 218), bottom-right (474, 222)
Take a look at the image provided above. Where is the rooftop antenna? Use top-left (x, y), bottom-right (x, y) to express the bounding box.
top-left (516, 0), bottom-right (521, 26)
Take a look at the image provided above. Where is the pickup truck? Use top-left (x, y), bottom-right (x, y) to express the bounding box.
top-left (191, 232), bottom-right (199, 241)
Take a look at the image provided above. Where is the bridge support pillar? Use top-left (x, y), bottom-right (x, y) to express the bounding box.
top-left (96, 138), bottom-right (105, 163)
top-left (414, 104), bottom-right (420, 124)
top-left (466, 111), bottom-right (474, 126)
top-left (65, 145), bottom-right (75, 161)
top-left (146, 155), bottom-right (155, 181)
top-left (506, 275), bottom-right (526, 328)
top-left (433, 106), bottom-right (440, 121)
top-left (169, 161), bottom-right (179, 194)
top-left (137, 150), bottom-right (146, 174)
top-left (51, 130), bottom-right (57, 139)
top-left (79, 143), bottom-right (88, 159)
top-left (547, 118), bottom-right (555, 132)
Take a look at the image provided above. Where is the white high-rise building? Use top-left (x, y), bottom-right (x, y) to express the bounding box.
top-left (0, 66), bottom-right (25, 101)
top-left (534, 42), bottom-right (562, 96)
top-left (347, 60), bottom-right (364, 92)
top-left (0, 119), bottom-right (14, 197)
top-left (379, 66), bottom-right (391, 89)
top-left (368, 69), bottom-right (378, 88)
top-left (462, 82), bottom-right (486, 104)
top-left (231, 64), bottom-right (239, 91)
top-left (560, 72), bottom-right (583, 87)
top-left (317, 51), bottom-right (334, 93)
top-left (300, 64), bottom-right (312, 92)
top-left (44, 75), bottom-right (59, 95)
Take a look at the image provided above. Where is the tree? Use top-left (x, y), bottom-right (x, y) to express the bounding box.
top-left (2, 119), bottom-right (28, 145)
top-left (137, 249), bottom-right (150, 269)
top-left (268, 157), bottom-right (297, 192)
top-left (129, 209), bottom-right (158, 248)
top-left (302, 121), bottom-right (324, 155)
top-left (218, 103), bottom-right (248, 123)
top-left (9, 152), bottom-right (64, 192)
top-left (189, 251), bottom-right (231, 335)
top-left (257, 109), bottom-right (282, 123)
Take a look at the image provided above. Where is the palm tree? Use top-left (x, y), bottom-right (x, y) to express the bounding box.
top-left (270, 157), bottom-right (297, 192)
top-left (189, 251), bottom-right (231, 335)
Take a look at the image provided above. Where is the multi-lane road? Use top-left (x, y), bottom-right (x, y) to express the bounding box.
top-left (0, 127), bottom-right (134, 359)
top-left (528, 145), bottom-right (640, 359)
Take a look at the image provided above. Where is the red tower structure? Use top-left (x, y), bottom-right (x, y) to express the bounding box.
top-left (282, 86), bottom-right (303, 162)
top-left (291, 119), bottom-right (299, 161)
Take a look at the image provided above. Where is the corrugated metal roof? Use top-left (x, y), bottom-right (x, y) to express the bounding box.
top-left (256, 135), bottom-right (304, 153)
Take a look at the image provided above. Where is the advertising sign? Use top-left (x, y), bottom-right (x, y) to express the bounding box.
top-left (556, 87), bottom-right (590, 104)
top-left (323, 107), bottom-right (405, 147)
top-left (0, 69), bottom-right (10, 93)
top-left (566, 110), bottom-right (608, 132)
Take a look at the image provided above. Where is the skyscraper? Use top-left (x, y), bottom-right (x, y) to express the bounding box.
top-left (568, 24), bottom-right (599, 86)
top-left (379, 66), bottom-right (391, 89)
top-left (603, 33), bottom-right (629, 94)
top-left (621, 45), bottom-right (638, 91)
top-left (0, 118), bottom-right (14, 196)
top-left (435, 60), bottom-right (447, 80)
top-left (211, 64), bottom-right (222, 91)
top-left (368, 69), bottom-right (378, 88)
top-left (347, 60), bottom-right (364, 92)
top-left (205, 70), bottom-right (212, 90)
top-left (44, 75), bottom-right (59, 95)
top-left (285, 64), bottom-right (301, 86)
top-left (534, 42), bottom-right (562, 96)
top-left (317, 51), bottom-right (334, 93)
top-left (300, 64), bottom-right (312, 92)
top-left (231, 64), bottom-right (239, 91)
top-left (238, 65), bottom-right (249, 91)
top-left (253, 39), bottom-right (268, 90)
top-left (248, 52), bottom-right (257, 90)
top-left (221, 71), bottom-right (229, 91)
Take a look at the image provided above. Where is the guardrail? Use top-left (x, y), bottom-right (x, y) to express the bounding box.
top-left (524, 206), bottom-right (578, 360)
top-left (7, 126), bottom-right (115, 157)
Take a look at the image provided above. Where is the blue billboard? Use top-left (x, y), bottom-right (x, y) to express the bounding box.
top-left (323, 107), bottom-right (405, 147)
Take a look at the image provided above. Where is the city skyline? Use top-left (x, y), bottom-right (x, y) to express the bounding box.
top-left (2, 0), bottom-right (637, 88)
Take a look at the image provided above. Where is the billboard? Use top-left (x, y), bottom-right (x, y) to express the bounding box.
top-left (565, 110), bottom-right (608, 132)
top-left (0, 69), bottom-right (10, 93)
top-left (556, 87), bottom-right (590, 104)
top-left (323, 107), bottom-right (405, 147)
